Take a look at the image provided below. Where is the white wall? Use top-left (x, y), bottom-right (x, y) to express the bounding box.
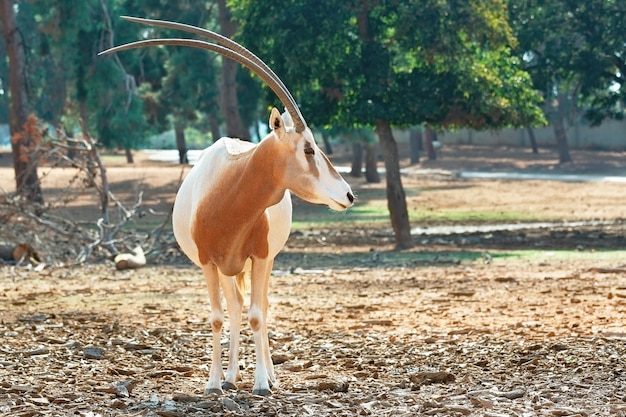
top-left (436, 119), bottom-right (626, 150)
top-left (0, 124), bottom-right (9, 147)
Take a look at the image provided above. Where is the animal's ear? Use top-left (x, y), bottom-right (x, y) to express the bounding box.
top-left (269, 107), bottom-right (285, 139)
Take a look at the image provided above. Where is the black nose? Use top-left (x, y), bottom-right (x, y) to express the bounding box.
top-left (347, 192), bottom-right (355, 204)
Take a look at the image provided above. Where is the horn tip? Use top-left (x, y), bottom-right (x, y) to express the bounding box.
top-left (121, 16), bottom-right (147, 23)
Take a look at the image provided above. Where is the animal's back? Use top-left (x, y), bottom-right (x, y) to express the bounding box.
top-left (172, 137), bottom-right (292, 270)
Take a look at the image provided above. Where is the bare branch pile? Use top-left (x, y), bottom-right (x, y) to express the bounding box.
top-left (0, 127), bottom-right (183, 269)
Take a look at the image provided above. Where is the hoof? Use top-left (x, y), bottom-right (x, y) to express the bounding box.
top-left (252, 388), bottom-right (271, 397)
top-left (222, 381), bottom-right (237, 391)
top-left (205, 387), bottom-right (223, 395)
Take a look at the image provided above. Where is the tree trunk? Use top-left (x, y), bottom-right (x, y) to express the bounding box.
top-left (364, 141), bottom-right (380, 183)
top-left (253, 118), bottom-right (262, 142)
top-left (124, 147), bottom-right (134, 164)
top-left (217, 0), bottom-right (247, 140)
top-left (424, 125), bottom-right (437, 160)
top-left (409, 128), bottom-right (421, 164)
top-left (553, 114), bottom-right (572, 163)
top-left (0, 0), bottom-right (43, 204)
top-left (174, 120), bottom-right (188, 164)
top-left (78, 101), bottom-right (97, 187)
top-left (321, 132), bottom-right (333, 155)
top-left (350, 142), bottom-right (363, 177)
top-left (208, 113), bottom-right (222, 144)
top-left (357, 1), bottom-right (410, 248)
top-left (375, 119), bottom-right (413, 249)
top-left (526, 126), bottom-right (539, 154)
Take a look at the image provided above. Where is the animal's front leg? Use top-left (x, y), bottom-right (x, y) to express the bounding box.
top-left (261, 260), bottom-right (276, 387)
top-left (249, 258), bottom-right (273, 396)
top-left (220, 272), bottom-right (244, 390)
top-left (202, 263), bottom-right (225, 394)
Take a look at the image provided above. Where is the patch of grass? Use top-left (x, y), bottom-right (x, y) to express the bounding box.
top-left (381, 250), bottom-right (485, 263)
top-left (410, 209), bottom-right (549, 224)
top-left (276, 248), bottom-right (625, 271)
top-left (100, 154), bottom-right (130, 165)
top-left (292, 201), bottom-right (550, 229)
top-left (356, 250), bottom-right (626, 265)
top-left (292, 200), bottom-right (388, 228)
top-left (488, 249), bottom-right (626, 262)
top-left (291, 181), bottom-right (560, 229)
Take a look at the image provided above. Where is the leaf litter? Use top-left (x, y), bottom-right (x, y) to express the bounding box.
top-left (1, 248), bottom-right (626, 416)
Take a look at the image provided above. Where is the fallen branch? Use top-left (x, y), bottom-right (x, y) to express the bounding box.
top-left (587, 267), bottom-right (626, 274)
top-left (114, 245), bottom-right (146, 270)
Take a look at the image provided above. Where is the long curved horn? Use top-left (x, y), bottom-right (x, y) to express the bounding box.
top-left (120, 16), bottom-right (306, 132)
top-left (100, 17), bottom-right (307, 133)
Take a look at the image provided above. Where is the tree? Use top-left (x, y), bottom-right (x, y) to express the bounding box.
top-left (234, 0), bottom-right (545, 249)
top-left (526, 127), bottom-right (539, 154)
top-left (121, 1), bottom-right (224, 163)
top-left (508, 0), bottom-right (576, 163)
top-left (95, 0), bottom-right (149, 163)
top-left (423, 126), bottom-right (438, 161)
top-left (509, 0), bottom-right (626, 162)
top-left (147, 45), bottom-right (219, 163)
top-left (28, 0), bottom-right (150, 163)
top-left (216, 0), bottom-right (247, 140)
top-left (567, 0), bottom-right (626, 124)
top-left (409, 128), bottom-right (422, 164)
top-left (0, 0), bottom-right (43, 203)
top-left (334, 127), bottom-right (380, 183)
top-left (97, 1), bottom-right (254, 158)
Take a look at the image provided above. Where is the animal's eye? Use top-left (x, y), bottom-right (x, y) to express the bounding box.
top-left (304, 144), bottom-right (315, 156)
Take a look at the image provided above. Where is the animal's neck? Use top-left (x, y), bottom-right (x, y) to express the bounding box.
top-left (235, 138), bottom-right (286, 209)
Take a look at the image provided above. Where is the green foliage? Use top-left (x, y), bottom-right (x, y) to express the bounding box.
top-left (1, 1), bottom-right (73, 125)
top-left (402, 46), bottom-right (547, 128)
top-left (3, 0), bottom-right (623, 154)
top-left (21, 0), bottom-right (151, 150)
top-left (158, 47), bottom-right (219, 123)
top-left (232, 0), bottom-right (545, 130)
top-left (236, 68), bottom-right (263, 135)
top-left (321, 126), bottom-right (376, 145)
top-left (122, 2), bottom-right (223, 134)
top-left (91, 59), bottom-right (148, 149)
top-left (231, 0), bottom-right (359, 126)
top-left (509, 0), bottom-right (626, 126)
top-left (3, 0), bottom-right (225, 153)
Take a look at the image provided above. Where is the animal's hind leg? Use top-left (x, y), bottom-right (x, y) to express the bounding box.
top-left (220, 272), bottom-right (244, 391)
top-left (202, 263), bottom-right (225, 394)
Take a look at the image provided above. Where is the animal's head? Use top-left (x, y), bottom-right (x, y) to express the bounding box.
top-left (268, 108), bottom-right (354, 211)
top-left (100, 16), bottom-right (354, 212)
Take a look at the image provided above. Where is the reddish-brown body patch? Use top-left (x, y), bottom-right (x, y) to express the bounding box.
top-left (191, 141), bottom-right (286, 275)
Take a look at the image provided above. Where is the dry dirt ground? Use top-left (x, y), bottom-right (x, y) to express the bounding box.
top-left (1, 145), bottom-right (626, 416)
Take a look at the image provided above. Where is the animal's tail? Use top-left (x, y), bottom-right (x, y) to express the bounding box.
top-left (235, 271), bottom-right (248, 295)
